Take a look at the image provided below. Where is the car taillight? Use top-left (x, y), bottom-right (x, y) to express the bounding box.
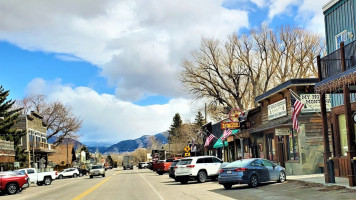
top-left (174, 166), bottom-right (178, 169)
top-left (186, 165), bottom-right (195, 168)
top-left (55, 172), bottom-right (58, 176)
top-left (219, 169), bottom-right (224, 173)
top-left (234, 168), bottom-right (248, 172)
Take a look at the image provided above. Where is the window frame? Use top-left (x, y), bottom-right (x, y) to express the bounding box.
top-left (335, 30), bottom-right (348, 49)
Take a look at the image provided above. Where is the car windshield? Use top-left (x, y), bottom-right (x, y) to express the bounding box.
top-left (91, 165), bottom-right (102, 169)
top-left (224, 160), bottom-right (252, 168)
top-left (178, 159), bottom-right (192, 165)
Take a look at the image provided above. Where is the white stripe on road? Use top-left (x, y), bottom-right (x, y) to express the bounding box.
top-left (138, 172), bottom-right (164, 200)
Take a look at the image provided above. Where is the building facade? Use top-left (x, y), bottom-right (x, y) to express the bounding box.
top-left (0, 139), bottom-right (15, 171)
top-left (314, 0), bottom-right (356, 186)
top-left (13, 111), bottom-right (55, 170)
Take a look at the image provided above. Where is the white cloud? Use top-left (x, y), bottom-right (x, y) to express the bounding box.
top-left (26, 78), bottom-right (202, 144)
top-left (250, 0), bottom-right (266, 8)
top-left (297, 0), bottom-right (328, 34)
top-left (0, 0), bottom-right (249, 101)
top-left (267, 0), bottom-right (299, 20)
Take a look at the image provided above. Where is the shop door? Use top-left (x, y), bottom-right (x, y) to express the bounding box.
top-left (277, 136), bottom-right (286, 168)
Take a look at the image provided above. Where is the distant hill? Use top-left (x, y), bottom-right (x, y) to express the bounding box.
top-left (105, 132), bottom-right (168, 153)
top-left (48, 137), bottom-right (83, 149)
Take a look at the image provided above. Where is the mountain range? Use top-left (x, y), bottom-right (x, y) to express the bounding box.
top-left (49, 132), bottom-right (168, 154)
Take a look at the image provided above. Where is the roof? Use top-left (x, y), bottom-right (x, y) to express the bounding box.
top-left (255, 78), bottom-right (318, 103)
top-left (250, 116), bottom-right (292, 134)
top-left (322, 0), bottom-right (339, 12)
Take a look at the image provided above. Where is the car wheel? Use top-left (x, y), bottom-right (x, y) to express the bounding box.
top-left (44, 177), bottom-right (52, 185)
top-left (278, 171), bottom-right (286, 183)
top-left (37, 182), bottom-right (43, 186)
top-left (223, 184), bottom-right (232, 189)
top-left (102, 174), bottom-right (105, 177)
top-left (58, 175), bottom-right (63, 179)
top-left (158, 171), bottom-right (164, 175)
top-left (249, 175), bottom-right (258, 188)
top-left (197, 171), bottom-right (207, 183)
top-left (180, 178), bottom-right (189, 184)
top-left (73, 173), bottom-right (78, 178)
top-left (79, 173), bottom-right (83, 177)
top-left (6, 183), bottom-right (18, 195)
top-left (90, 175), bottom-right (93, 179)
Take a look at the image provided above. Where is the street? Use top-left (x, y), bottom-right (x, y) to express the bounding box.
top-left (1, 168), bottom-right (355, 200)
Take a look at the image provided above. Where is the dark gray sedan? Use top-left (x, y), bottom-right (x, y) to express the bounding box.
top-left (218, 158), bottom-right (286, 189)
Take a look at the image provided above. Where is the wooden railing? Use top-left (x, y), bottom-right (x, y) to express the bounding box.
top-left (30, 142), bottom-right (51, 149)
top-left (321, 40), bottom-right (356, 80)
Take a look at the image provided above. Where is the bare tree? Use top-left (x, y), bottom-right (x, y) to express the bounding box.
top-left (132, 148), bottom-right (148, 162)
top-left (15, 94), bottom-right (82, 145)
top-left (180, 25), bottom-right (325, 115)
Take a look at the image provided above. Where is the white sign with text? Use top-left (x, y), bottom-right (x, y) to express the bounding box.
top-left (300, 94), bottom-right (331, 113)
top-left (268, 99), bottom-right (287, 120)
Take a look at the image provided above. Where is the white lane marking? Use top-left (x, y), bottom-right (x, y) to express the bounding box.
top-left (138, 172), bottom-right (164, 200)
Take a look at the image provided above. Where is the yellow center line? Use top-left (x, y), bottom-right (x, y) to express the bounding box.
top-left (113, 171), bottom-right (121, 175)
top-left (72, 177), bottom-right (112, 200)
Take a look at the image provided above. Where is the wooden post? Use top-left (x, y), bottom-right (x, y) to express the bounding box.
top-left (318, 55), bottom-right (331, 183)
top-left (340, 42), bottom-right (356, 186)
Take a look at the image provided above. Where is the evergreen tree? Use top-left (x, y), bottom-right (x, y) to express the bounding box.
top-left (168, 113), bottom-right (182, 137)
top-left (194, 111), bottom-right (205, 127)
top-left (106, 155), bottom-right (114, 166)
top-left (0, 86), bottom-right (27, 167)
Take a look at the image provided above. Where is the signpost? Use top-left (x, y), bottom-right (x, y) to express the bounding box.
top-left (184, 145), bottom-right (191, 157)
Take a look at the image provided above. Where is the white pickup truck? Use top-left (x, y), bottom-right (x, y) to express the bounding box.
top-left (18, 168), bottom-right (57, 186)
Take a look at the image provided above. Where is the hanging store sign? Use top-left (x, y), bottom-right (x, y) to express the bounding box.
top-left (300, 94), bottom-right (331, 113)
top-left (275, 128), bottom-right (291, 136)
top-left (268, 99), bottom-right (287, 120)
top-left (221, 122), bottom-right (240, 130)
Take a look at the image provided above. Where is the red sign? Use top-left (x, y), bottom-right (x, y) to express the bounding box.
top-left (221, 122), bottom-right (240, 130)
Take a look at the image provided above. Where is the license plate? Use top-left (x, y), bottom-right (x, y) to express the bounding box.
top-left (227, 171), bottom-right (232, 174)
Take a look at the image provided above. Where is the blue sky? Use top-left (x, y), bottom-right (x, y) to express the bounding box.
top-left (0, 0), bottom-right (328, 143)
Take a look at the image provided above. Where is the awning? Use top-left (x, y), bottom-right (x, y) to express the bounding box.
top-left (213, 129), bottom-right (239, 148)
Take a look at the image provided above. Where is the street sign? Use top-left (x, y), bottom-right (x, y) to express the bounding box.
top-left (184, 152), bottom-right (191, 157)
top-left (184, 146), bottom-right (191, 152)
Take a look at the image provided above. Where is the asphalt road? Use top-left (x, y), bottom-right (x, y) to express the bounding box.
top-left (1, 168), bottom-right (356, 200)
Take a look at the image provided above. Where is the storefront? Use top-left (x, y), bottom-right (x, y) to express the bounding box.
top-left (251, 79), bottom-right (326, 175)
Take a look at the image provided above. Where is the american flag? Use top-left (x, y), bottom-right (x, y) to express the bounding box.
top-left (204, 134), bottom-right (216, 147)
top-left (291, 93), bottom-right (304, 132)
top-left (221, 128), bottom-right (233, 140)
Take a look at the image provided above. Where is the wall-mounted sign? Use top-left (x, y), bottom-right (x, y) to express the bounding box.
top-left (300, 94), bottom-right (331, 113)
top-left (221, 122), bottom-right (240, 130)
top-left (275, 128), bottom-right (291, 136)
top-left (268, 99), bottom-right (287, 120)
top-left (228, 108), bottom-right (242, 122)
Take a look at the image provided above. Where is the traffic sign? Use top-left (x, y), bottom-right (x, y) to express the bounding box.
top-left (184, 152), bottom-right (191, 157)
top-left (184, 146), bottom-right (191, 152)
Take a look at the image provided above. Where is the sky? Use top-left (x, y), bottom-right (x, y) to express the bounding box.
top-left (0, 0), bottom-right (328, 144)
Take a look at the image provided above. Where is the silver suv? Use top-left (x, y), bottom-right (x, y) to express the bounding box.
top-left (89, 165), bottom-right (105, 178)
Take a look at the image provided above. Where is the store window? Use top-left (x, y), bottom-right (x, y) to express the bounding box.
top-left (338, 114), bottom-right (348, 156)
top-left (288, 130), bottom-right (300, 160)
top-left (266, 134), bottom-right (275, 161)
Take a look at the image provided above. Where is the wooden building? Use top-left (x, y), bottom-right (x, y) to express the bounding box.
top-left (314, 0), bottom-right (356, 186)
top-left (237, 79), bottom-right (327, 175)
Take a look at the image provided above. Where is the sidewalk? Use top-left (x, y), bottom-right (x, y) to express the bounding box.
top-left (288, 174), bottom-right (356, 189)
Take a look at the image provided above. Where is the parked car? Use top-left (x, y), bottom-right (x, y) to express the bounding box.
top-left (56, 168), bottom-right (80, 179)
top-left (157, 158), bottom-right (181, 175)
top-left (152, 160), bottom-right (164, 172)
top-left (89, 165), bottom-right (105, 178)
top-left (147, 162), bottom-right (153, 170)
top-left (169, 159), bottom-right (180, 180)
top-left (18, 168), bottom-right (57, 186)
top-left (174, 156), bottom-right (227, 184)
top-left (218, 158), bottom-right (286, 189)
top-left (138, 162), bottom-right (149, 169)
top-left (0, 171), bottom-right (28, 195)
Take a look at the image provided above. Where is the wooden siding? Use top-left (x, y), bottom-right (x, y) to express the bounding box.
top-left (324, 0), bottom-right (356, 53)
